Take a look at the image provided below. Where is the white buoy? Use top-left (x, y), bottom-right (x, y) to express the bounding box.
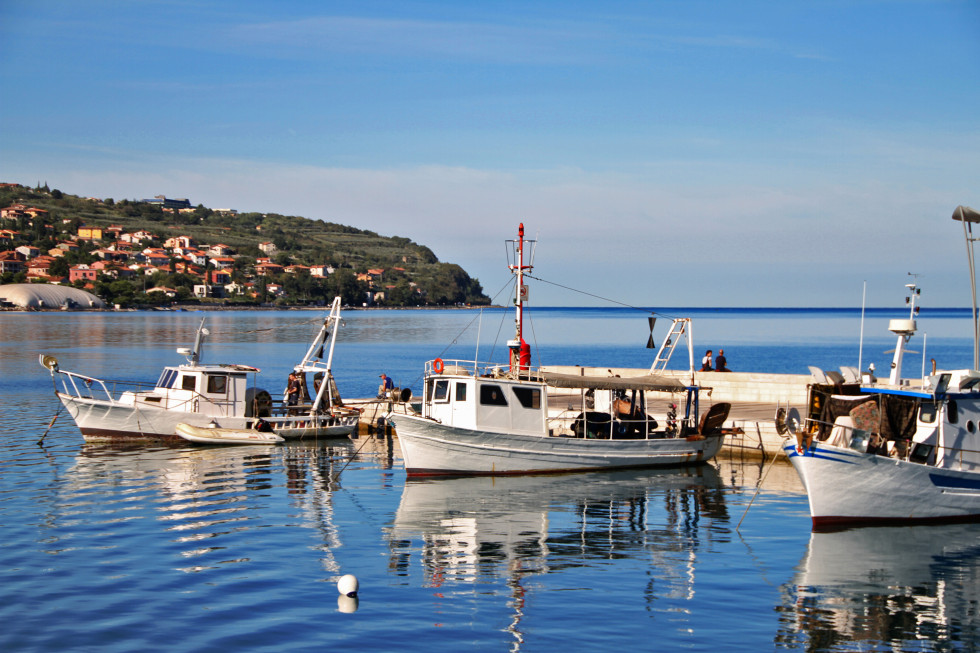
top-left (337, 573), bottom-right (359, 597)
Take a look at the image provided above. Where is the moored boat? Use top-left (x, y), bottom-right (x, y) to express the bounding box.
top-left (41, 296), bottom-right (360, 442)
top-left (387, 224), bottom-right (730, 476)
top-left (175, 421), bottom-right (285, 445)
top-left (780, 205), bottom-right (980, 529)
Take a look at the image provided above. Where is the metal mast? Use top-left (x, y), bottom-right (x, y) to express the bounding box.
top-left (507, 223), bottom-right (535, 371)
top-left (887, 282), bottom-right (920, 385)
top-left (953, 205), bottom-right (980, 370)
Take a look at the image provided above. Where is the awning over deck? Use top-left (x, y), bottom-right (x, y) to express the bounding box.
top-left (532, 371), bottom-right (688, 393)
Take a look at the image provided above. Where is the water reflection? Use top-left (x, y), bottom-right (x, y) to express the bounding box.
top-left (60, 442), bottom-right (354, 574)
top-left (777, 524), bottom-right (980, 650)
top-left (385, 466), bottom-right (729, 646)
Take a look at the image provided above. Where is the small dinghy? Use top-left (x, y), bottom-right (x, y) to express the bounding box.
top-left (176, 422), bottom-right (284, 445)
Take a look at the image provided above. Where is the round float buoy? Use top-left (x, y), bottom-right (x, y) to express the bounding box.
top-left (337, 573), bottom-right (359, 597)
top-left (432, 358), bottom-right (445, 374)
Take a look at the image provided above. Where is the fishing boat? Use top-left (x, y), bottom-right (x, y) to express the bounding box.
top-left (40, 296), bottom-right (360, 442)
top-left (779, 205), bottom-right (980, 529)
top-left (175, 422), bottom-right (285, 445)
top-left (387, 224), bottom-right (729, 476)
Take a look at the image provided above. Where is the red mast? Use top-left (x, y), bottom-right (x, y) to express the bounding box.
top-left (508, 223), bottom-right (533, 371)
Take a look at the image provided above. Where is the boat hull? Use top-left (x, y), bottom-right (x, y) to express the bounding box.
top-left (175, 422), bottom-right (284, 445)
top-left (59, 393), bottom-right (357, 442)
top-left (389, 413), bottom-right (724, 476)
top-left (784, 437), bottom-right (980, 529)
top-left (58, 393), bottom-right (232, 441)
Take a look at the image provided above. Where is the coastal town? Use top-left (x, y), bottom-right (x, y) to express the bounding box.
top-left (0, 182), bottom-right (489, 309)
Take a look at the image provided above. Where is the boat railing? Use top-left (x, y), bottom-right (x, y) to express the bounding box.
top-left (53, 369), bottom-right (241, 416)
top-left (53, 369), bottom-right (153, 403)
top-left (801, 416), bottom-right (980, 470)
top-left (547, 407), bottom-right (689, 440)
top-left (425, 358), bottom-right (488, 376)
top-left (425, 358), bottom-right (549, 378)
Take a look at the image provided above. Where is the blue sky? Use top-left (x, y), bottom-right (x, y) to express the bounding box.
top-left (1, 1), bottom-right (979, 307)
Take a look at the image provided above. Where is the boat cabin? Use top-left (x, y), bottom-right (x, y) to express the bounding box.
top-left (423, 370), bottom-right (549, 437)
top-left (420, 360), bottom-right (704, 440)
top-left (807, 369), bottom-right (980, 472)
top-left (128, 363), bottom-right (261, 418)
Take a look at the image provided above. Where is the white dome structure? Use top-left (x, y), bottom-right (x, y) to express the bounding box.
top-left (0, 284), bottom-right (106, 309)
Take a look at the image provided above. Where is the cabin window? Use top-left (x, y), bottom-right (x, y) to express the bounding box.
top-left (432, 379), bottom-right (450, 403)
top-left (969, 421), bottom-right (976, 434)
top-left (455, 382), bottom-right (467, 402)
top-left (512, 387), bottom-right (541, 409)
top-left (947, 399), bottom-right (959, 424)
top-left (157, 369), bottom-right (177, 388)
top-left (920, 403), bottom-right (938, 424)
top-left (480, 384), bottom-right (508, 406)
top-left (206, 375), bottom-right (228, 394)
top-left (181, 375), bottom-right (196, 391)
top-left (910, 443), bottom-right (934, 465)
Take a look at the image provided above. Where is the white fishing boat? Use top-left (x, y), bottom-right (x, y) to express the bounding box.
top-left (41, 296), bottom-right (360, 442)
top-left (779, 205), bottom-right (980, 529)
top-left (387, 224), bottom-right (729, 476)
top-left (175, 422), bottom-right (285, 445)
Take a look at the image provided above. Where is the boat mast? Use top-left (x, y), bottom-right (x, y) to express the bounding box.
top-left (887, 282), bottom-right (920, 385)
top-left (507, 223), bottom-right (534, 371)
top-left (302, 296), bottom-right (343, 412)
top-left (178, 318), bottom-right (210, 365)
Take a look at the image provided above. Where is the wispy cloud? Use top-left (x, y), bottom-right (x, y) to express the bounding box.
top-left (222, 15), bottom-right (604, 65)
top-left (5, 140), bottom-right (971, 305)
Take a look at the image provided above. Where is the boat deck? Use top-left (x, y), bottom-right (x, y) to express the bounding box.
top-left (347, 395), bottom-right (786, 459)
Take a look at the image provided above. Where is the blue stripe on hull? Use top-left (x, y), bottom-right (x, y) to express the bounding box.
top-left (929, 473), bottom-right (980, 490)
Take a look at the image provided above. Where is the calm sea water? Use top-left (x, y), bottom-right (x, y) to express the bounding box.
top-left (2, 306), bottom-right (979, 652)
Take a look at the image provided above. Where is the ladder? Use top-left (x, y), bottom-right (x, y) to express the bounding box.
top-left (650, 318), bottom-right (691, 374)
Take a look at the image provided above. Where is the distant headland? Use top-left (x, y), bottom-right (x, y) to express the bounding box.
top-left (0, 182), bottom-right (491, 309)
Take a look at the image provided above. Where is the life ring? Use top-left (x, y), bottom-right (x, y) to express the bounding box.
top-left (432, 358), bottom-right (445, 374)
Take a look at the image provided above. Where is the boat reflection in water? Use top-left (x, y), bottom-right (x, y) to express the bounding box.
top-left (62, 441), bottom-right (353, 575)
top-left (778, 524), bottom-right (980, 649)
top-left (386, 465), bottom-right (728, 644)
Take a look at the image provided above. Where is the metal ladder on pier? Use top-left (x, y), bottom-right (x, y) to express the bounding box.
top-left (650, 318), bottom-right (691, 374)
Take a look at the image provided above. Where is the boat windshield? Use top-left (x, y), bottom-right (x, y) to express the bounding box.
top-left (156, 368), bottom-right (178, 389)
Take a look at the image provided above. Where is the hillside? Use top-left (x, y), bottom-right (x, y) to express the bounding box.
top-left (0, 182), bottom-right (490, 308)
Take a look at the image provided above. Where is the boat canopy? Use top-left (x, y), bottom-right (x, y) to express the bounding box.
top-left (531, 371), bottom-right (687, 392)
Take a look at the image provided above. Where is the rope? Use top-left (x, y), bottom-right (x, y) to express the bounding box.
top-left (400, 276), bottom-right (518, 391)
top-left (330, 430), bottom-right (379, 482)
top-left (37, 403), bottom-right (63, 445)
top-left (522, 273), bottom-right (683, 320)
top-left (736, 444), bottom-right (785, 532)
top-left (206, 315), bottom-right (326, 338)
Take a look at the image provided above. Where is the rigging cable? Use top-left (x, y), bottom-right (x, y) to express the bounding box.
top-left (401, 276), bottom-right (517, 391)
top-left (522, 273), bottom-right (684, 320)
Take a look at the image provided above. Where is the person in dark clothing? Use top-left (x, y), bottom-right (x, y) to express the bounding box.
top-left (286, 371), bottom-right (301, 405)
top-left (715, 349), bottom-right (731, 372)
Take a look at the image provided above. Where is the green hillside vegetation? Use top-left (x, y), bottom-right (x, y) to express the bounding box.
top-left (0, 183), bottom-right (490, 308)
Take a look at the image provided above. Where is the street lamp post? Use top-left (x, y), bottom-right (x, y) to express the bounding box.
top-left (952, 205), bottom-right (980, 369)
